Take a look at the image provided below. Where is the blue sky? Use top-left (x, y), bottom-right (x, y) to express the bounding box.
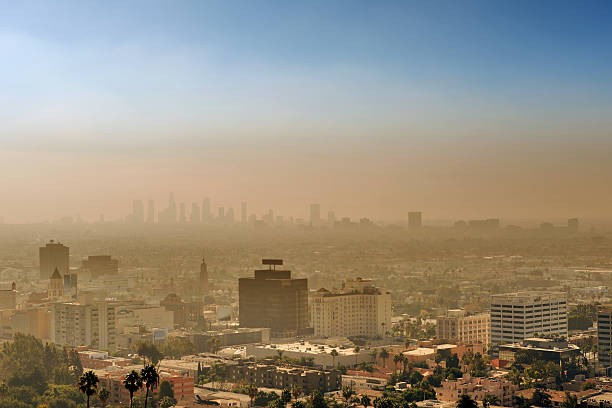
top-left (1, 1), bottom-right (611, 221)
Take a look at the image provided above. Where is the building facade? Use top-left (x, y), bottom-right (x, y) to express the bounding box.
top-left (490, 292), bottom-right (568, 345)
top-left (598, 306), bottom-right (612, 370)
top-left (310, 278), bottom-right (392, 338)
top-left (82, 255), bottom-right (119, 277)
top-left (239, 260), bottom-right (309, 336)
top-left (436, 309), bottom-right (491, 345)
top-left (40, 240), bottom-right (69, 279)
top-left (51, 302), bottom-right (117, 350)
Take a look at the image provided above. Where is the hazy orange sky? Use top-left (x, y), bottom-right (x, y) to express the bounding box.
top-left (1, 1), bottom-right (611, 223)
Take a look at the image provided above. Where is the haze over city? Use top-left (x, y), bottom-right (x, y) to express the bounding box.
top-left (2, 1), bottom-right (612, 223)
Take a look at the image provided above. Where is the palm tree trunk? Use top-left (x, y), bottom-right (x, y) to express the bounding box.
top-left (87, 395), bottom-right (90, 408)
top-left (130, 393), bottom-right (134, 408)
top-left (144, 388), bottom-right (150, 408)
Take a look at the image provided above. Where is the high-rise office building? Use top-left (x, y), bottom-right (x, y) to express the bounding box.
top-left (436, 309), bottom-right (491, 345)
top-left (327, 211), bottom-right (336, 225)
top-left (311, 278), bottom-right (391, 337)
top-left (200, 258), bottom-right (209, 296)
top-left (597, 305), bottom-right (612, 372)
top-left (51, 301), bottom-right (116, 349)
top-left (218, 207), bottom-right (225, 220)
top-left (239, 259), bottom-right (309, 336)
top-left (40, 240), bottom-right (69, 279)
top-left (241, 202), bottom-right (247, 224)
top-left (490, 292), bottom-right (567, 344)
top-left (179, 203), bottom-right (186, 223)
top-left (190, 203), bottom-right (201, 224)
top-left (202, 197), bottom-right (211, 223)
top-left (226, 207), bottom-right (235, 224)
top-left (146, 200), bottom-right (155, 223)
top-left (131, 200), bottom-right (144, 223)
top-left (568, 218), bottom-right (579, 233)
top-left (310, 204), bottom-right (321, 227)
top-left (408, 211), bottom-right (422, 228)
top-left (158, 193), bottom-right (177, 224)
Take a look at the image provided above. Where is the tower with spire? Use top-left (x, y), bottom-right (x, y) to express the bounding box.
top-left (200, 257), bottom-right (209, 296)
top-left (49, 268), bottom-right (64, 299)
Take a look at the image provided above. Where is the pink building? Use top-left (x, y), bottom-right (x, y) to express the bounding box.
top-left (435, 374), bottom-right (517, 406)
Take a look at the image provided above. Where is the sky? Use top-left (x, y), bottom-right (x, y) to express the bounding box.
top-left (1, 0), bottom-right (611, 223)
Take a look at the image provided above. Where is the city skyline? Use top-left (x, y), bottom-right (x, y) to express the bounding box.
top-left (2, 1), bottom-right (612, 222)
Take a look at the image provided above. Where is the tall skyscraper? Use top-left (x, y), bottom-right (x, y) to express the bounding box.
top-left (40, 240), bottom-right (69, 279)
top-left (327, 211), bottom-right (336, 225)
top-left (159, 193), bottom-right (177, 224)
top-left (179, 203), bottom-right (186, 223)
top-left (408, 211), bottom-right (422, 228)
top-left (226, 207), bottom-right (235, 224)
top-left (218, 207), bottom-right (225, 220)
top-left (200, 258), bottom-right (209, 296)
top-left (239, 259), bottom-right (309, 336)
top-left (190, 203), bottom-right (201, 224)
top-left (202, 197), bottom-right (211, 223)
top-left (241, 202), bottom-right (247, 224)
top-left (146, 200), bottom-right (155, 223)
top-left (310, 203), bottom-right (321, 227)
top-left (568, 218), bottom-right (579, 232)
top-left (132, 200), bottom-right (144, 223)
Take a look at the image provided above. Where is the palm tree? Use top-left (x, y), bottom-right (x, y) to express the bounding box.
top-left (402, 356), bottom-right (409, 375)
top-left (98, 387), bottom-right (110, 408)
top-left (456, 394), bottom-right (478, 408)
top-left (369, 350), bottom-right (377, 364)
top-left (330, 349), bottom-right (339, 367)
top-left (123, 370), bottom-right (143, 408)
top-left (353, 346), bottom-right (360, 366)
top-left (360, 395), bottom-right (371, 408)
top-left (207, 337), bottom-right (221, 354)
top-left (78, 370), bottom-right (99, 408)
top-left (378, 348), bottom-right (389, 369)
top-left (141, 364), bottom-right (160, 408)
top-left (393, 354), bottom-right (403, 374)
top-left (247, 383), bottom-right (258, 407)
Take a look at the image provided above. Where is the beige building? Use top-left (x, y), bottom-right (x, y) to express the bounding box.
top-left (51, 301), bottom-right (116, 350)
top-left (311, 278), bottom-right (392, 337)
top-left (436, 309), bottom-right (491, 345)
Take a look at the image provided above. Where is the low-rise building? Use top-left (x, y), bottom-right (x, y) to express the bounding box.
top-left (498, 338), bottom-right (580, 363)
top-left (435, 374), bottom-right (518, 406)
top-left (227, 363), bottom-right (341, 394)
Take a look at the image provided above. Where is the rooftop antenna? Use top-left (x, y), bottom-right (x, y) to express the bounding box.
top-left (262, 259), bottom-right (283, 271)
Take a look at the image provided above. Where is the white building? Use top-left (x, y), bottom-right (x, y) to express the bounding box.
top-left (51, 301), bottom-right (116, 350)
top-left (436, 309), bottom-right (491, 345)
top-left (490, 292), bottom-right (568, 344)
top-left (310, 278), bottom-right (392, 337)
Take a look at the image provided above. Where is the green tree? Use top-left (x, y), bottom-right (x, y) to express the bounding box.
top-left (292, 401), bottom-right (307, 408)
top-left (361, 395), bottom-right (372, 408)
top-left (123, 370), bottom-right (143, 408)
top-left (98, 387), bottom-right (110, 408)
top-left (281, 388), bottom-right (292, 404)
top-left (393, 354), bottom-right (403, 374)
top-left (456, 395), bottom-right (477, 408)
top-left (269, 398), bottom-right (286, 408)
top-left (341, 385), bottom-right (355, 402)
top-left (140, 364), bottom-right (160, 408)
top-left (159, 396), bottom-right (177, 408)
top-left (308, 390), bottom-right (328, 408)
top-left (531, 389), bottom-right (552, 408)
top-left (136, 342), bottom-right (163, 366)
top-left (291, 384), bottom-right (302, 401)
top-left (78, 370), bottom-right (99, 408)
top-left (159, 380), bottom-right (175, 400)
top-left (207, 337), bottom-right (222, 354)
top-left (482, 394), bottom-right (499, 408)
